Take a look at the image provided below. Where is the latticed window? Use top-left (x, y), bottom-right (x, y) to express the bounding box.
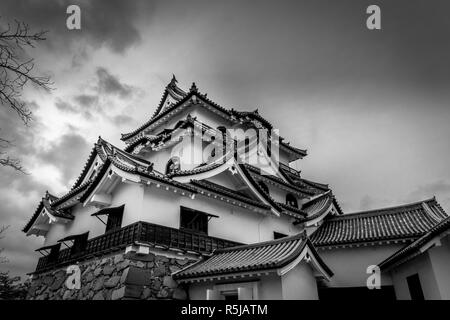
top-left (105, 211), bottom-right (123, 232)
top-left (180, 206), bottom-right (209, 234)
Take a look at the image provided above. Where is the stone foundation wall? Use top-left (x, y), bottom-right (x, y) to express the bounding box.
top-left (27, 249), bottom-right (196, 300)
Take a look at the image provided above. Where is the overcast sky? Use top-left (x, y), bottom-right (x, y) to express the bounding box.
top-left (1, 0), bottom-right (450, 278)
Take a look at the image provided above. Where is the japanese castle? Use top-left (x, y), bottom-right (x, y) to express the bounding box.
top-left (23, 76), bottom-right (450, 300)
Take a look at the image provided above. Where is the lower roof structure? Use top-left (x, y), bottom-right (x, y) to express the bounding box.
top-left (172, 233), bottom-right (333, 282)
top-left (379, 216), bottom-right (450, 271)
top-left (311, 197), bottom-right (448, 248)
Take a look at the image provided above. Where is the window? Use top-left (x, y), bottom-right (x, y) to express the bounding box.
top-left (244, 137), bottom-right (250, 153)
top-left (166, 156), bottom-right (180, 174)
top-left (258, 181), bottom-right (269, 194)
top-left (407, 274), bottom-right (424, 300)
top-left (286, 194), bottom-right (298, 208)
top-left (223, 292), bottom-right (239, 301)
top-left (180, 206), bottom-right (209, 234)
top-left (92, 204), bottom-right (125, 233)
top-left (274, 232), bottom-right (288, 239)
top-left (47, 244), bottom-right (61, 262)
top-left (105, 211), bottom-right (123, 232)
top-left (217, 126), bottom-right (228, 151)
top-left (70, 233), bottom-right (89, 256)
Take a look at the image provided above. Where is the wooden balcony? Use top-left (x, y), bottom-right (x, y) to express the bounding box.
top-left (34, 221), bottom-right (241, 273)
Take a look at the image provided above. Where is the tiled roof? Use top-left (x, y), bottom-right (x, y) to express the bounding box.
top-left (23, 193), bottom-right (74, 233)
top-left (311, 198), bottom-right (448, 247)
top-left (168, 162), bottom-right (223, 178)
top-left (172, 233), bottom-right (332, 280)
top-left (302, 191), bottom-right (334, 220)
top-left (277, 202), bottom-right (307, 219)
top-left (80, 138), bottom-right (198, 202)
top-left (51, 180), bottom-right (92, 209)
top-left (70, 145), bottom-right (97, 190)
top-left (379, 216), bottom-right (450, 270)
top-left (120, 78), bottom-right (307, 158)
top-left (245, 164), bottom-right (316, 197)
top-left (190, 179), bottom-right (271, 210)
top-left (238, 164), bottom-right (284, 213)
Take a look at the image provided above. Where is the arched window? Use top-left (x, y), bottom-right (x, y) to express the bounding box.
top-left (244, 137), bottom-right (250, 153)
top-left (217, 126), bottom-right (227, 151)
top-left (217, 126), bottom-right (227, 135)
top-left (258, 181), bottom-right (269, 194)
top-left (286, 193), bottom-right (298, 208)
top-left (166, 156), bottom-right (180, 175)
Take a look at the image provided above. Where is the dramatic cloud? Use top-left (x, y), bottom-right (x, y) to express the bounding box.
top-left (2, 0), bottom-right (450, 279)
top-left (112, 114), bottom-right (136, 126)
top-left (0, 0), bottom-right (154, 54)
top-left (38, 133), bottom-right (91, 183)
top-left (54, 67), bottom-right (138, 123)
top-left (74, 94), bottom-right (98, 107)
top-left (95, 68), bottom-right (133, 98)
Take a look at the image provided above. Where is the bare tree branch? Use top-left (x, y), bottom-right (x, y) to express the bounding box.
top-left (0, 18), bottom-right (52, 172)
top-left (0, 131), bottom-right (27, 173)
top-left (0, 225), bottom-right (9, 264)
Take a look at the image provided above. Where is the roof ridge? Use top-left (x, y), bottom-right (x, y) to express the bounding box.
top-left (215, 232), bottom-right (306, 253)
top-left (336, 197), bottom-right (437, 219)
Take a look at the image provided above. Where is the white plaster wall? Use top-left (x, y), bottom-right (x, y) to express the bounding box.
top-left (44, 182), bottom-right (144, 246)
top-left (428, 237), bottom-right (450, 299)
top-left (188, 269), bottom-right (317, 301)
top-left (143, 148), bottom-right (173, 173)
top-left (206, 175), bottom-right (238, 190)
top-left (318, 245), bottom-right (403, 287)
top-left (257, 275), bottom-right (283, 300)
top-left (281, 263), bottom-right (319, 299)
top-left (42, 174), bottom-right (301, 250)
top-left (43, 203), bottom-right (101, 246)
top-left (188, 282), bottom-right (211, 300)
top-left (180, 193), bottom-right (301, 244)
top-left (390, 252), bottom-right (441, 300)
top-left (110, 182), bottom-right (144, 227)
top-left (189, 276), bottom-right (283, 300)
top-left (138, 184), bottom-right (181, 229)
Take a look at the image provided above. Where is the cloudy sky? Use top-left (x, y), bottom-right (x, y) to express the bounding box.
top-left (1, 0), bottom-right (450, 278)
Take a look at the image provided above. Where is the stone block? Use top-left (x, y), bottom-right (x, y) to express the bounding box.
top-left (114, 254), bottom-right (124, 265)
top-left (103, 265), bottom-right (115, 276)
top-left (172, 288), bottom-right (187, 300)
top-left (92, 291), bottom-right (104, 300)
top-left (153, 266), bottom-right (166, 277)
top-left (93, 276), bottom-right (105, 291)
top-left (156, 287), bottom-right (171, 299)
top-left (123, 266), bottom-right (152, 286)
top-left (104, 276), bottom-right (120, 288)
top-left (124, 284), bottom-right (143, 299)
top-left (169, 265), bottom-right (181, 273)
top-left (163, 276), bottom-right (178, 289)
top-left (111, 286), bottom-right (125, 300)
top-left (116, 260), bottom-right (130, 271)
top-left (142, 287), bottom-right (151, 299)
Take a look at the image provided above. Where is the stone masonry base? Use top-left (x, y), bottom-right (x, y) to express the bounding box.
top-left (27, 248), bottom-right (197, 300)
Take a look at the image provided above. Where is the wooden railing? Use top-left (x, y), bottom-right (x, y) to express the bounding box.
top-left (34, 221), bottom-right (241, 273)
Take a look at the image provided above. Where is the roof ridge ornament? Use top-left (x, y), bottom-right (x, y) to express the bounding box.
top-left (189, 82), bottom-right (198, 93)
top-left (169, 74), bottom-right (178, 87)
